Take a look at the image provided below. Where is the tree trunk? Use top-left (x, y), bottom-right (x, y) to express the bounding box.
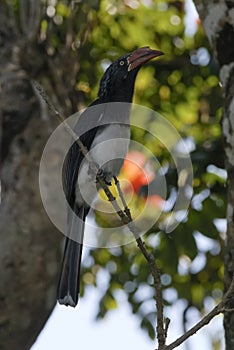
top-left (193, 1), bottom-right (234, 349)
top-left (0, 3), bottom-right (62, 349)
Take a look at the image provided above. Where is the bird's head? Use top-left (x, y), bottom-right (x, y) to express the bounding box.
top-left (98, 46), bottom-right (163, 102)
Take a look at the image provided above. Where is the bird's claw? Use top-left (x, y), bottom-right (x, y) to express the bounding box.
top-left (96, 168), bottom-right (112, 185)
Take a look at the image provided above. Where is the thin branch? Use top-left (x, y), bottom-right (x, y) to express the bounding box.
top-left (113, 180), bottom-right (165, 346)
top-left (164, 304), bottom-right (223, 350)
top-left (163, 276), bottom-right (234, 350)
top-left (33, 80), bottom-right (167, 348)
top-left (113, 176), bottom-right (130, 217)
top-left (32, 80), bottom-right (89, 160)
top-left (114, 181), bottom-right (166, 347)
top-left (164, 318), bottom-right (171, 340)
top-left (223, 308), bottom-right (234, 313)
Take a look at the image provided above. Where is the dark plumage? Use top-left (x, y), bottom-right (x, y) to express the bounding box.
top-left (57, 47), bottom-right (163, 307)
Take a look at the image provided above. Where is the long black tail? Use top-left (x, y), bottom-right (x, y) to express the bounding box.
top-left (57, 206), bottom-right (86, 307)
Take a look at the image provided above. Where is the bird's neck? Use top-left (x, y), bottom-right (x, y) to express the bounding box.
top-left (99, 72), bottom-right (138, 103)
top-left (103, 85), bottom-right (135, 103)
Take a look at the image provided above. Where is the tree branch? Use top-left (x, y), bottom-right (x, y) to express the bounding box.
top-left (163, 276), bottom-right (234, 350)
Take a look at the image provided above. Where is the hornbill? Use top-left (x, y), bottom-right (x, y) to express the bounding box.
top-left (57, 46), bottom-right (163, 307)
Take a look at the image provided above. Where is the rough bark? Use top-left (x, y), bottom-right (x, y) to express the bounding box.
top-left (193, 1), bottom-right (234, 349)
top-left (0, 2), bottom-right (66, 349)
top-left (0, 111), bottom-right (61, 350)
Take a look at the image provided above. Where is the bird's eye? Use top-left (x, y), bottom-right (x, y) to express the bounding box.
top-left (119, 60), bottom-right (125, 66)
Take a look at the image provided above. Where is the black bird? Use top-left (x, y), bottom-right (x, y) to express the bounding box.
top-left (57, 46), bottom-right (163, 307)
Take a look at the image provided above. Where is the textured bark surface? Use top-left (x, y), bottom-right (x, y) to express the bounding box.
top-left (0, 115), bottom-right (61, 350)
top-left (0, 2), bottom-right (63, 350)
top-left (222, 60), bottom-right (234, 350)
top-left (193, 1), bottom-right (234, 349)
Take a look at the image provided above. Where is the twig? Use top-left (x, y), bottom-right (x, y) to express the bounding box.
top-left (163, 276), bottom-right (234, 350)
top-left (223, 308), bottom-right (234, 312)
top-left (113, 176), bottom-right (131, 218)
top-left (34, 80), bottom-right (167, 348)
top-left (33, 80), bottom-right (94, 167)
top-left (164, 318), bottom-right (171, 340)
top-left (114, 182), bottom-right (165, 347)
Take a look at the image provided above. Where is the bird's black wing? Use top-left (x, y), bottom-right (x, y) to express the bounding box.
top-left (63, 99), bottom-right (104, 211)
top-left (58, 102), bottom-right (103, 307)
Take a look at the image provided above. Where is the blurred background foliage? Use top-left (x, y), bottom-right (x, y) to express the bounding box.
top-left (8, 0), bottom-right (225, 345)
